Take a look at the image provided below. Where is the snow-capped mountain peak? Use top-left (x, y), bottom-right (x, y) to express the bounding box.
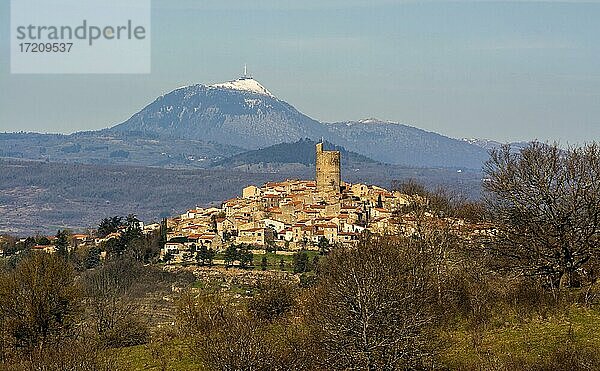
top-left (210, 77), bottom-right (275, 98)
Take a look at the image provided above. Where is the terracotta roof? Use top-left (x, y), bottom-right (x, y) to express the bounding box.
top-left (199, 234), bottom-right (216, 239)
top-left (240, 227), bottom-right (264, 232)
top-left (263, 194), bottom-right (280, 199)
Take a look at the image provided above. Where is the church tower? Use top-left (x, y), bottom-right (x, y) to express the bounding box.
top-left (316, 142), bottom-right (341, 193)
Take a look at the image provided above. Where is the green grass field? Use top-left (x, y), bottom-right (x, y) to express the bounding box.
top-left (110, 305), bottom-right (600, 370)
top-left (112, 338), bottom-right (203, 370)
top-left (440, 305), bottom-right (600, 369)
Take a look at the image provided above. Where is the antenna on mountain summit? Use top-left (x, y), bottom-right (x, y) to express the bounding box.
top-left (242, 63), bottom-right (252, 79)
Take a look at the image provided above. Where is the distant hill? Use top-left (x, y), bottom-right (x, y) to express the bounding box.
top-left (0, 158), bottom-right (483, 235)
top-left (462, 138), bottom-right (531, 152)
top-left (325, 119), bottom-right (489, 169)
top-left (213, 138), bottom-right (377, 169)
top-left (0, 131), bottom-right (243, 168)
top-left (1, 76), bottom-right (500, 170)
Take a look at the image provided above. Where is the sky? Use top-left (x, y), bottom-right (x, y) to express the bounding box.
top-left (0, 0), bottom-right (599, 144)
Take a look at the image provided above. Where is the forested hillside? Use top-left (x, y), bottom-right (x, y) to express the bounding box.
top-left (0, 158), bottom-right (482, 235)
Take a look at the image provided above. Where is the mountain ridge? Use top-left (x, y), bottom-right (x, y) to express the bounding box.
top-left (1, 75), bottom-right (501, 170)
top-left (106, 76), bottom-right (491, 169)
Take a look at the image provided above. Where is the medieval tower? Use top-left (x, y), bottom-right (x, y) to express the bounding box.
top-left (315, 142), bottom-right (341, 193)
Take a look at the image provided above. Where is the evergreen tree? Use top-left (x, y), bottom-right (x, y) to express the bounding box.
top-left (97, 216), bottom-right (123, 238)
top-left (293, 251), bottom-right (309, 273)
top-left (318, 237), bottom-right (330, 256)
top-left (37, 236), bottom-right (51, 246)
top-left (224, 245), bottom-right (238, 267)
top-left (196, 245), bottom-right (209, 266)
top-left (84, 247), bottom-right (101, 269)
top-left (207, 248), bottom-right (215, 266)
top-left (261, 256), bottom-right (268, 271)
top-left (23, 237), bottom-right (36, 250)
top-left (238, 245), bottom-right (253, 268)
top-left (163, 251), bottom-right (174, 263)
top-left (55, 230), bottom-right (70, 258)
top-left (160, 218), bottom-right (168, 248)
top-left (111, 214), bottom-right (144, 258)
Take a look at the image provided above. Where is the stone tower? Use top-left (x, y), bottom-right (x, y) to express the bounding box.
top-left (316, 142), bottom-right (341, 193)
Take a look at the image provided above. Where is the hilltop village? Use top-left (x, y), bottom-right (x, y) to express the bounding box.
top-left (162, 143), bottom-right (417, 261)
top-left (1, 142), bottom-right (487, 264)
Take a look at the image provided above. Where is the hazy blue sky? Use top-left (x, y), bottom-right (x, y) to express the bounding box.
top-left (1, 0), bottom-right (599, 143)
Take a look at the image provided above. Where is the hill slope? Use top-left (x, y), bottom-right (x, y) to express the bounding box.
top-left (325, 119), bottom-right (489, 169)
top-left (213, 138), bottom-right (377, 169)
top-left (0, 158), bottom-right (483, 235)
top-left (0, 131), bottom-right (243, 168)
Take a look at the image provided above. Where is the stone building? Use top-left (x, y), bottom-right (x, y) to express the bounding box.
top-left (315, 142), bottom-right (341, 193)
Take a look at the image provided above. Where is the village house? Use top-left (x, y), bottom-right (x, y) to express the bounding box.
top-left (163, 142), bottom-right (421, 257)
top-left (236, 227), bottom-right (273, 246)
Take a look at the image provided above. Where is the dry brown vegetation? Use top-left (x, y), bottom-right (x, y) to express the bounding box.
top-left (0, 142), bottom-right (599, 370)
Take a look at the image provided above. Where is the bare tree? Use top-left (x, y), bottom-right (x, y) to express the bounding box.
top-left (484, 142), bottom-right (600, 289)
top-left (12, 336), bottom-right (116, 371)
top-left (177, 290), bottom-right (279, 370)
top-left (177, 285), bottom-right (319, 371)
top-left (248, 278), bottom-right (295, 322)
top-left (308, 236), bottom-right (437, 370)
top-left (82, 258), bottom-right (149, 347)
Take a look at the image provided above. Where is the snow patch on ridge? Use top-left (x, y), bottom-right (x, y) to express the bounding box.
top-left (210, 77), bottom-right (275, 98)
top-left (326, 118), bottom-right (399, 126)
top-left (356, 118), bottom-right (397, 124)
